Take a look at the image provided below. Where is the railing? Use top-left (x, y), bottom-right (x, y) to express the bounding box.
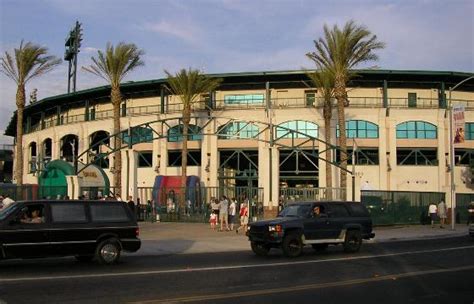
top-left (0, 144), bottom-right (14, 151)
top-left (24, 97), bottom-right (474, 133)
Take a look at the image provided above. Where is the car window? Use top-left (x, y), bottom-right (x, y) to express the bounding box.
top-left (329, 204), bottom-right (350, 217)
top-left (51, 204), bottom-right (87, 223)
top-left (90, 204), bottom-right (130, 222)
top-left (18, 204), bottom-right (45, 224)
top-left (349, 204), bottom-right (369, 217)
top-left (0, 204), bottom-right (18, 220)
top-left (279, 204), bottom-right (312, 218)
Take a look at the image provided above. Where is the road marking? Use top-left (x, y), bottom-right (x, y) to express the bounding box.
top-left (131, 265), bottom-right (474, 304)
top-left (0, 245), bottom-right (473, 283)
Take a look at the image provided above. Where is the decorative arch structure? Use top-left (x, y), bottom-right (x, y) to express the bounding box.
top-left (396, 121), bottom-right (437, 139)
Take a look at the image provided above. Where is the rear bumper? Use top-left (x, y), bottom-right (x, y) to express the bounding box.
top-left (121, 239), bottom-right (141, 252)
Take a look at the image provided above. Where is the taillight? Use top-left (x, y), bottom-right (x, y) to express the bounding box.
top-left (135, 228), bottom-right (140, 237)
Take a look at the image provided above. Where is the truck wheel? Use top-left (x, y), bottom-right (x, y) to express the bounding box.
top-left (95, 238), bottom-right (121, 265)
top-left (251, 242), bottom-right (270, 256)
top-left (311, 244), bottom-right (328, 252)
top-left (282, 232), bottom-right (303, 257)
top-left (343, 230), bottom-right (362, 253)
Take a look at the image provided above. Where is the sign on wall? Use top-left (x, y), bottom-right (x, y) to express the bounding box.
top-left (453, 104), bottom-right (465, 144)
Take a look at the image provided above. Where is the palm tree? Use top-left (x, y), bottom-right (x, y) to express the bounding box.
top-left (1, 41), bottom-right (61, 185)
top-left (83, 42), bottom-right (144, 194)
top-left (306, 20), bottom-right (384, 198)
top-left (165, 68), bottom-right (221, 211)
top-left (307, 68), bottom-right (335, 198)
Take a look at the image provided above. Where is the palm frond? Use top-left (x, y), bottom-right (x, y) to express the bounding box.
top-left (0, 40), bottom-right (61, 85)
top-left (82, 42), bottom-right (144, 88)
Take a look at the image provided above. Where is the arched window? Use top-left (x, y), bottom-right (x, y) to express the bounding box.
top-left (42, 138), bottom-right (52, 163)
top-left (337, 120), bottom-right (379, 138)
top-left (90, 131), bottom-right (110, 168)
top-left (396, 121), bottom-right (437, 139)
top-left (276, 120), bottom-right (318, 139)
top-left (167, 124), bottom-right (202, 142)
top-left (122, 127), bottom-right (153, 145)
top-left (29, 142), bottom-right (37, 173)
top-left (218, 122), bottom-right (259, 139)
top-left (60, 134), bottom-right (78, 162)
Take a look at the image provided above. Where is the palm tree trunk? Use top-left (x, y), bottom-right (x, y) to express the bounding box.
top-left (15, 85), bottom-right (25, 185)
top-left (111, 87), bottom-right (122, 195)
top-left (181, 106), bottom-right (191, 212)
top-left (324, 106), bottom-right (332, 199)
top-left (335, 77), bottom-right (347, 199)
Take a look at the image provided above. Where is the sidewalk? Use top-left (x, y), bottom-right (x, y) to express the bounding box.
top-left (135, 222), bottom-right (470, 256)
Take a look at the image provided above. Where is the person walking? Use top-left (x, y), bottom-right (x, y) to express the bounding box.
top-left (219, 196), bottom-right (229, 231)
top-left (437, 200), bottom-right (447, 228)
top-left (236, 202), bottom-right (249, 234)
top-left (428, 202), bottom-right (438, 228)
top-left (228, 198), bottom-right (237, 231)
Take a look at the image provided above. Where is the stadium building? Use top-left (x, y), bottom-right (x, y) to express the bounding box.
top-left (4, 69), bottom-right (474, 219)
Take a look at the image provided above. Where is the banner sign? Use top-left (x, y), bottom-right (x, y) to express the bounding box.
top-left (453, 104), bottom-right (465, 144)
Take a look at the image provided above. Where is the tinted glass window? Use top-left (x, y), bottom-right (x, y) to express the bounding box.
top-left (90, 204), bottom-right (129, 222)
top-left (349, 204), bottom-right (369, 217)
top-left (329, 204), bottom-right (350, 217)
top-left (279, 204), bottom-right (312, 218)
top-left (51, 204), bottom-right (87, 223)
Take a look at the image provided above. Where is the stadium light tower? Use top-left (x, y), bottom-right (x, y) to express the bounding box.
top-left (65, 21), bottom-right (83, 93)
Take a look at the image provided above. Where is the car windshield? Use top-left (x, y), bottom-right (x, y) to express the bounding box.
top-left (278, 204), bottom-right (312, 218)
top-left (0, 203), bottom-right (18, 221)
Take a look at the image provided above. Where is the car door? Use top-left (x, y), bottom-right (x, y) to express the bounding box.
top-left (1, 203), bottom-right (52, 258)
top-left (304, 203), bottom-right (332, 239)
top-left (48, 202), bottom-right (94, 256)
top-left (326, 203), bottom-right (351, 238)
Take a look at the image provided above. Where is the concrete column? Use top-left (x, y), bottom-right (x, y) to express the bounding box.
top-left (66, 175), bottom-right (80, 199)
top-left (378, 111), bottom-right (388, 190)
top-left (208, 121), bottom-right (219, 188)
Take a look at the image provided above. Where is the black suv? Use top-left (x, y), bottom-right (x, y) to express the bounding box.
top-left (247, 201), bottom-right (374, 257)
top-left (0, 200), bottom-right (141, 264)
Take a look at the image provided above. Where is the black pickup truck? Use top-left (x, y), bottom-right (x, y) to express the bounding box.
top-left (247, 201), bottom-right (374, 257)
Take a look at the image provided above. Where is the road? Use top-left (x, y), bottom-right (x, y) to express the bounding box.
top-left (1, 236), bottom-right (473, 304)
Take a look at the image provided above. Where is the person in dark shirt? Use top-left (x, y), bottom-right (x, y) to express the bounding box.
top-left (127, 196), bottom-right (136, 215)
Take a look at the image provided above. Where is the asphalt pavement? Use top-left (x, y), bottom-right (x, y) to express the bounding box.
top-left (135, 222), bottom-right (470, 256)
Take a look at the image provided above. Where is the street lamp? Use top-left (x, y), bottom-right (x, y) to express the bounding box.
top-left (448, 75), bottom-right (474, 230)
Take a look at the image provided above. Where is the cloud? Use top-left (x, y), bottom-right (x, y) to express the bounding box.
top-left (139, 20), bottom-right (203, 45)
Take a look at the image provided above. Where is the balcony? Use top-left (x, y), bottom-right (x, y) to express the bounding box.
top-left (23, 96), bottom-right (474, 134)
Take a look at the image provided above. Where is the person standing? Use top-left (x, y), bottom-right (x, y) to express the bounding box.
top-left (219, 196), bottom-right (229, 231)
top-left (437, 200), bottom-right (447, 228)
top-left (228, 198), bottom-right (237, 231)
top-left (127, 196), bottom-right (136, 216)
top-left (236, 202), bottom-right (249, 234)
top-left (211, 198), bottom-right (220, 219)
top-left (428, 202), bottom-right (438, 228)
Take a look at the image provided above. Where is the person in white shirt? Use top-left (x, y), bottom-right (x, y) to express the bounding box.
top-left (428, 203), bottom-right (438, 228)
top-left (2, 195), bottom-right (15, 208)
top-left (228, 198), bottom-right (237, 231)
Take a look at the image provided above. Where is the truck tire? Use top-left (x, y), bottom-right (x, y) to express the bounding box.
top-left (343, 230), bottom-right (362, 253)
top-left (251, 242), bottom-right (270, 256)
top-left (282, 232), bottom-right (303, 257)
top-left (311, 244), bottom-right (328, 252)
top-left (95, 238), bottom-right (121, 265)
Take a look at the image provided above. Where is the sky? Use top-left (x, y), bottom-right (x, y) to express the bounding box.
top-left (0, 0), bottom-right (473, 144)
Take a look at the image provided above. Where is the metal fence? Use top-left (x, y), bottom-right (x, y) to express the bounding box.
top-left (135, 186), bottom-right (264, 223)
top-left (361, 190), bottom-right (446, 225)
top-left (457, 193), bottom-right (474, 223)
